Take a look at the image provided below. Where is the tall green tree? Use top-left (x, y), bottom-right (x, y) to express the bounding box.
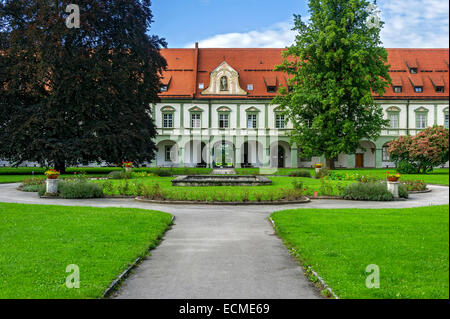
top-left (0, 0), bottom-right (166, 172)
top-left (273, 0), bottom-right (391, 169)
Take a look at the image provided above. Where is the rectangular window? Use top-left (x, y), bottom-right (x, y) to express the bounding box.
top-left (165, 145), bottom-right (172, 162)
top-left (163, 113), bottom-right (173, 128)
top-left (191, 113), bottom-right (201, 128)
top-left (409, 68), bottom-right (418, 74)
top-left (382, 147), bottom-right (391, 161)
top-left (445, 114), bottom-right (449, 129)
top-left (416, 114), bottom-right (427, 129)
top-left (275, 114), bottom-right (285, 129)
top-left (389, 113), bottom-right (399, 129)
top-left (160, 85), bottom-right (168, 92)
top-left (393, 86), bottom-right (402, 93)
top-left (267, 86), bottom-right (276, 93)
top-left (414, 86), bottom-right (423, 93)
top-left (436, 86), bottom-right (444, 93)
top-left (219, 114), bottom-right (229, 128)
top-left (247, 114), bottom-right (257, 128)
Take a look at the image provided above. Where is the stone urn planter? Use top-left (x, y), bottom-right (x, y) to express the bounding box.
top-left (315, 164), bottom-right (323, 174)
top-left (44, 169), bottom-right (60, 195)
top-left (386, 173), bottom-right (401, 198)
top-left (122, 161), bottom-right (133, 173)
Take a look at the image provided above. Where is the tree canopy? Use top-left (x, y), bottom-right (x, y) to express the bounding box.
top-left (273, 0), bottom-right (391, 168)
top-left (0, 0), bottom-right (167, 172)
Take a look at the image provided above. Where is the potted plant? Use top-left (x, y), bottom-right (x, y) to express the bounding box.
top-left (387, 172), bottom-right (401, 182)
top-left (44, 168), bottom-right (60, 194)
top-left (314, 163), bottom-right (323, 174)
top-left (123, 161), bottom-right (133, 173)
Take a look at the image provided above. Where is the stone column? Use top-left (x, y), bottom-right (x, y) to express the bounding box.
top-left (46, 179), bottom-right (58, 195)
top-left (290, 147), bottom-right (298, 168)
top-left (387, 181), bottom-right (399, 198)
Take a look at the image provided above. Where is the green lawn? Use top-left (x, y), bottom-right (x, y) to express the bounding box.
top-left (271, 205), bottom-right (449, 299)
top-left (0, 203), bottom-right (172, 299)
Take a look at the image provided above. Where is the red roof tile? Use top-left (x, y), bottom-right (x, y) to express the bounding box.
top-left (159, 48), bottom-right (449, 99)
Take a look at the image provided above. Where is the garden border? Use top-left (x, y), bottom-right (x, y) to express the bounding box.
top-left (134, 196), bottom-right (311, 205)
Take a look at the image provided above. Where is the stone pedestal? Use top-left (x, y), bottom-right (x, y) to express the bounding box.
top-left (125, 167), bottom-right (132, 173)
top-left (387, 181), bottom-right (399, 198)
top-left (315, 167), bottom-right (322, 174)
top-left (46, 178), bottom-right (59, 194)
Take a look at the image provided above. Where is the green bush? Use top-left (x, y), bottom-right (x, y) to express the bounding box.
top-left (396, 160), bottom-right (418, 174)
top-left (289, 170), bottom-right (311, 178)
top-left (314, 168), bottom-right (330, 179)
top-left (107, 171), bottom-right (132, 180)
top-left (153, 168), bottom-right (173, 177)
top-left (21, 177), bottom-right (45, 186)
top-left (343, 182), bottom-right (394, 201)
top-left (22, 185), bottom-right (42, 192)
top-left (402, 180), bottom-right (427, 191)
top-left (58, 180), bottom-right (104, 199)
top-left (399, 183), bottom-right (409, 199)
top-left (292, 179), bottom-right (304, 190)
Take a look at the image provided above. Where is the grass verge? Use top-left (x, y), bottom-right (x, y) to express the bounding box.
top-left (270, 205), bottom-right (449, 299)
top-left (0, 203), bottom-right (172, 298)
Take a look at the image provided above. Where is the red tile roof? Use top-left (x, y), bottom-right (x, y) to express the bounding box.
top-left (159, 48), bottom-right (449, 100)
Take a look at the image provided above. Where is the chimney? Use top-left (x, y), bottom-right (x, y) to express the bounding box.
top-left (195, 42), bottom-right (199, 49)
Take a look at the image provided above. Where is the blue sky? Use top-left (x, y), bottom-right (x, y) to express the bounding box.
top-left (149, 0), bottom-right (449, 48)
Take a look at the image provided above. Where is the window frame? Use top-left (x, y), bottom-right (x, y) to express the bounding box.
top-left (382, 145), bottom-right (391, 161)
top-left (191, 112), bottom-right (201, 128)
top-left (393, 86), bottom-right (402, 93)
top-left (162, 112), bottom-right (174, 128)
top-left (415, 107), bottom-right (429, 129)
top-left (414, 86), bottom-right (423, 93)
top-left (164, 145), bottom-right (173, 162)
top-left (444, 107), bottom-right (449, 129)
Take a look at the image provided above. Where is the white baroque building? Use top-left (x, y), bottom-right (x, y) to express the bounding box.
top-left (151, 46), bottom-right (449, 168)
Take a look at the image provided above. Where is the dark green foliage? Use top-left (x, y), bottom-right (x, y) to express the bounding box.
top-left (0, 0), bottom-right (166, 172)
top-left (398, 183), bottom-right (409, 199)
top-left (273, 0), bottom-right (391, 168)
top-left (107, 171), bottom-right (132, 180)
top-left (153, 168), bottom-right (173, 177)
top-left (343, 182), bottom-right (394, 201)
top-left (289, 170), bottom-right (311, 177)
top-left (57, 180), bottom-right (104, 199)
top-left (396, 160), bottom-right (419, 174)
top-left (292, 179), bottom-right (304, 190)
top-left (22, 185), bottom-right (42, 192)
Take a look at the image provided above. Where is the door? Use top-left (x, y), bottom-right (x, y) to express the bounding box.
top-left (355, 153), bottom-right (364, 168)
top-left (278, 146), bottom-right (285, 168)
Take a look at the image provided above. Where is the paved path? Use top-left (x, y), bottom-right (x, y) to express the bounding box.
top-left (0, 183), bottom-right (448, 299)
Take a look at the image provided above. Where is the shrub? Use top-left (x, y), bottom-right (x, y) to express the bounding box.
top-left (292, 179), bottom-right (304, 190)
top-left (402, 180), bottom-right (427, 192)
top-left (241, 189), bottom-right (250, 202)
top-left (142, 183), bottom-right (165, 200)
top-left (58, 180), bottom-right (104, 199)
top-left (319, 178), bottom-right (334, 195)
top-left (22, 177), bottom-right (45, 186)
top-left (396, 160), bottom-right (418, 174)
top-left (314, 168), bottom-right (330, 179)
top-left (22, 184), bottom-right (42, 192)
top-left (153, 168), bottom-right (173, 177)
top-left (289, 170), bottom-right (311, 178)
top-left (107, 171), bottom-right (132, 180)
top-left (343, 182), bottom-right (394, 201)
top-left (398, 183), bottom-right (409, 199)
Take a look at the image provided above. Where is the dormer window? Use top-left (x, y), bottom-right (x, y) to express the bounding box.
top-left (409, 68), bottom-right (418, 74)
top-left (267, 86), bottom-right (276, 93)
top-left (393, 86), bottom-right (402, 93)
top-left (414, 86), bottom-right (423, 93)
top-left (436, 86), bottom-right (444, 93)
top-left (160, 85), bottom-right (168, 92)
top-left (247, 84), bottom-right (254, 91)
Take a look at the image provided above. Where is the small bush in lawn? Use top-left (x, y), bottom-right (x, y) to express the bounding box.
top-left (107, 171), bottom-right (132, 180)
top-left (142, 183), bottom-right (165, 200)
top-left (319, 178), bottom-right (334, 196)
top-left (314, 168), bottom-right (330, 179)
top-left (289, 170), bottom-right (311, 178)
top-left (292, 179), bottom-right (304, 190)
top-left (153, 168), bottom-right (173, 177)
top-left (396, 160), bottom-right (418, 174)
top-left (58, 180), bottom-right (104, 199)
top-left (343, 182), bottom-right (394, 201)
top-left (241, 189), bottom-right (250, 202)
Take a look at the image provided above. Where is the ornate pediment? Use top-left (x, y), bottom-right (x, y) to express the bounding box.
top-left (201, 61), bottom-right (247, 96)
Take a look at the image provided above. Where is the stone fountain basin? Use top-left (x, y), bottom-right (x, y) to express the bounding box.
top-left (172, 175), bottom-right (272, 187)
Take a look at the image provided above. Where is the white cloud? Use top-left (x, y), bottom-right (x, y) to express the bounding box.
top-left (185, 22), bottom-right (296, 48)
top-left (185, 0), bottom-right (448, 48)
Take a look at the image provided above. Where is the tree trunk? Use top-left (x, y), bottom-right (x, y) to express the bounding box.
top-left (54, 160), bottom-right (66, 174)
top-left (326, 158), bottom-right (336, 170)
